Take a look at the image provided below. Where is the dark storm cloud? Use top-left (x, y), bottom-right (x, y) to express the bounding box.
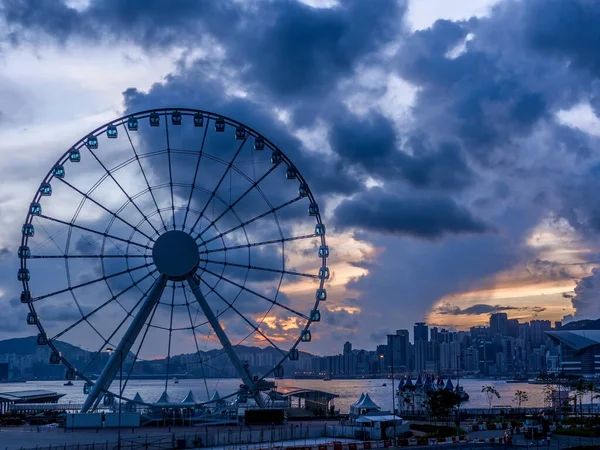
top-left (2, 0), bottom-right (407, 118)
top-left (396, 18), bottom-right (550, 166)
top-left (329, 112), bottom-right (474, 190)
top-left (523, 0), bottom-right (600, 77)
top-left (436, 303), bottom-right (517, 316)
top-left (334, 187), bottom-right (490, 239)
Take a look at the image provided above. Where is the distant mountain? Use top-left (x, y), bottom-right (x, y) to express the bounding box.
top-left (561, 319), bottom-right (600, 330)
top-left (0, 336), bottom-right (86, 356)
top-left (0, 336), bottom-right (312, 380)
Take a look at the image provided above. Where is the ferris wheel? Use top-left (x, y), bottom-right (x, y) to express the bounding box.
top-left (17, 108), bottom-right (329, 412)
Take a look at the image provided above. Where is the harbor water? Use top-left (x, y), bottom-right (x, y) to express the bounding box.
top-left (0, 378), bottom-right (588, 411)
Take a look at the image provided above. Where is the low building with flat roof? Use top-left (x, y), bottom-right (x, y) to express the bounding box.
top-left (0, 390), bottom-right (65, 414)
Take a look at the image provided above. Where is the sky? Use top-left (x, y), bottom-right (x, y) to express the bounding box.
top-left (2, 0), bottom-right (600, 360)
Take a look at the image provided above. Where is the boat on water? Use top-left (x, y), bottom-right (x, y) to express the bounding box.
top-left (63, 381), bottom-right (74, 387)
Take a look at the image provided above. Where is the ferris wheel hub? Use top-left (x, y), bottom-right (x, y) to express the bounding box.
top-left (152, 230), bottom-right (199, 280)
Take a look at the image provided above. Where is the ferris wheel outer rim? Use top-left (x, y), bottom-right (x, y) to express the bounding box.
top-left (18, 107), bottom-right (327, 401)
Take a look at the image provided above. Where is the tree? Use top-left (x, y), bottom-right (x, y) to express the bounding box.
top-left (399, 386), bottom-right (415, 413)
top-left (571, 378), bottom-right (587, 417)
top-left (543, 385), bottom-right (557, 410)
top-left (422, 389), bottom-right (462, 418)
top-left (481, 385), bottom-right (500, 410)
top-left (512, 390), bottom-right (529, 412)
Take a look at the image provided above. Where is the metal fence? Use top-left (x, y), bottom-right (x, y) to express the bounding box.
top-left (11, 423), bottom-right (328, 450)
top-left (15, 434), bottom-right (174, 450)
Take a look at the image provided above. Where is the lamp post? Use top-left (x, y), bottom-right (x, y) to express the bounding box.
top-left (389, 350), bottom-right (397, 444)
top-left (455, 350), bottom-right (473, 439)
top-left (106, 347), bottom-right (123, 450)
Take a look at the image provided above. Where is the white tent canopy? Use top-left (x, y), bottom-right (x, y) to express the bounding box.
top-left (350, 392), bottom-right (380, 417)
top-left (210, 390), bottom-right (223, 403)
top-left (351, 392), bottom-right (365, 407)
top-left (154, 391), bottom-right (171, 407)
top-left (355, 393), bottom-right (380, 410)
top-left (181, 390), bottom-right (197, 405)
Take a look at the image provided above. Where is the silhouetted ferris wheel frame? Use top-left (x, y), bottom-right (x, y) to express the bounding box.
top-left (17, 108), bottom-right (329, 411)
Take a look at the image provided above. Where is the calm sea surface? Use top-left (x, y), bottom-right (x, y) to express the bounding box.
top-left (0, 378), bottom-right (588, 411)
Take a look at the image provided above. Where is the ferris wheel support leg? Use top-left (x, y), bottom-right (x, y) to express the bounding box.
top-left (186, 274), bottom-right (265, 408)
top-left (80, 274), bottom-right (168, 413)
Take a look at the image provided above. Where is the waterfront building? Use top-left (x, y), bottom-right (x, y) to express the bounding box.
top-left (546, 330), bottom-right (600, 376)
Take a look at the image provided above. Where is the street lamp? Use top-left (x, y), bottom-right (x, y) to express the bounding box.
top-left (455, 350), bottom-right (473, 440)
top-left (106, 347), bottom-right (123, 450)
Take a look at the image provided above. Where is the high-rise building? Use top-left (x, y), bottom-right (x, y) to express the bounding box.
top-left (343, 341), bottom-right (352, 355)
top-left (478, 340), bottom-right (495, 376)
top-left (490, 313), bottom-right (508, 335)
top-left (415, 340), bottom-right (427, 372)
top-left (387, 330), bottom-right (409, 371)
top-left (507, 319), bottom-right (520, 338)
top-left (414, 322), bottom-right (429, 342)
top-left (530, 320), bottom-right (551, 345)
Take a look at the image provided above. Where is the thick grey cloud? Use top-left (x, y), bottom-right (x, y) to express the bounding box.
top-left (334, 187), bottom-right (490, 239)
top-left (565, 269), bottom-right (600, 322)
top-left (329, 112), bottom-right (474, 190)
top-left (523, 0), bottom-right (600, 77)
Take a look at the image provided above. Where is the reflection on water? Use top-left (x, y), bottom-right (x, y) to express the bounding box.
top-left (0, 378), bottom-right (588, 412)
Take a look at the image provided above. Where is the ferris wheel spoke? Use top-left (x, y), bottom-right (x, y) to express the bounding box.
top-left (198, 277), bottom-right (287, 356)
top-left (50, 270), bottom-right (157, 342)
top-left (36, 214), bottom-right (152, 252)
top-left (164, 283), bottom-right (176, 391)
top-left (196, 163), bottom-right (280, 241)
top-left (183, 121), bottom-right (210, 231)
top-left (199, 267), bottom-right (310, 321)
top-left (30, 254), bottom-right (149, 259)
top-left (32, 262), bottom-right (153, 302)
top-left (164, 114), bottom-right (176, 230)
top-left (200, 257), bottom-right (319, 279)
top-left (199, 234), bottom-right (317, 255)
top-left (82, 274), bottom-right (168, 413)
top-left (199, 196), bottom-right (303, 246)
top-left (188, 137), bottom-right (249, 234)
top-left (123, 126), bottom-right (168, 232)
top-left (58, 178), bottom-right (155, 243)
top-left (181, 284), bottom-right (211, 400)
